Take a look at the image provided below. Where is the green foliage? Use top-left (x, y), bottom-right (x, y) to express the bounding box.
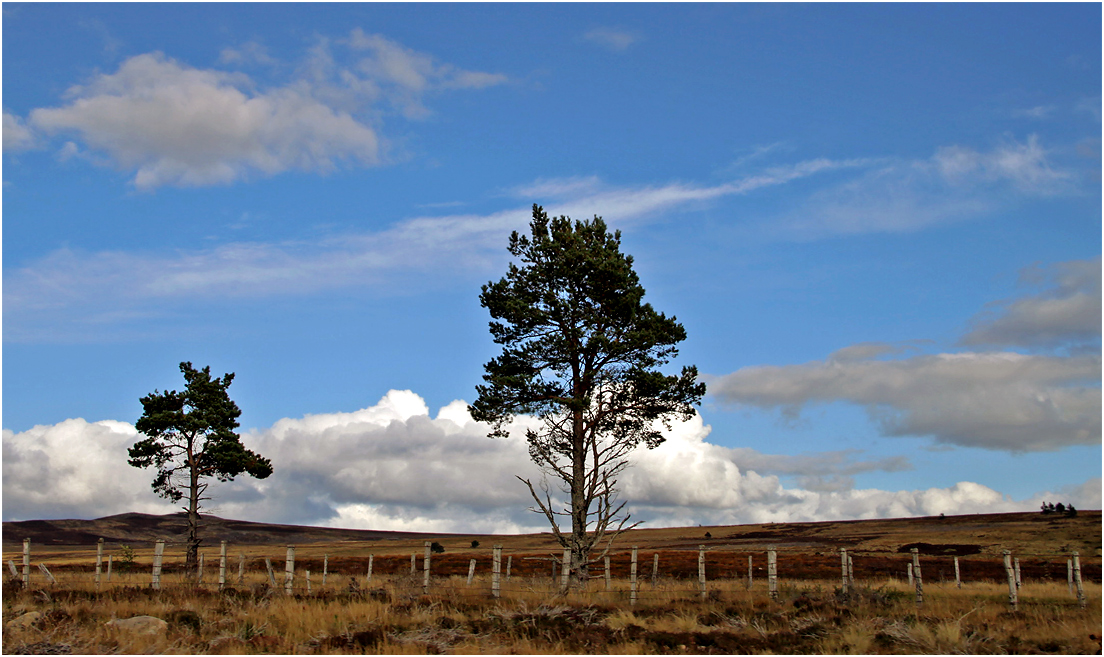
top-left (470, 204), bottom-right (705, 575)
top-left (117, 545), bottom-right (136, 571)
top-left (129, 362), bottom-right (272, 503)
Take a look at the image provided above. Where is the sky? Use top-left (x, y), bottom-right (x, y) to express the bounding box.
top-left (2, 3), bottom-right (1101, 534)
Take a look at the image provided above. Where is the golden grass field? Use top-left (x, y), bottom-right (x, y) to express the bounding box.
top-left (2, 511), bottom-right (1100, 654)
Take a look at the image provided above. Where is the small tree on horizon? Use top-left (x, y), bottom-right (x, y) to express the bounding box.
top-left (129, 362), bottom-right (272, 573)
top-left (470, 204), bottom-right (705, 587)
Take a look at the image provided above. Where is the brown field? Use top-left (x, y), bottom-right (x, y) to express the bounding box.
top-left (3, 510), bottom-right (1100, 654)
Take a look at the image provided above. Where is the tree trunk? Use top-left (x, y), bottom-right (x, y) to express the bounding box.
top-left (569, 406), bottom-right (590, 587)
top-left (185, 468), bottom-right (201, 576)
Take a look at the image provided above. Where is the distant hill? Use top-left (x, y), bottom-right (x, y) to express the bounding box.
top-left (1, 512), bottom-right (447, 547)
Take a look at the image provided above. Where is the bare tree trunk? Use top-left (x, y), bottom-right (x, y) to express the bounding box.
top-left (186, 471), bottom-right (201, 575)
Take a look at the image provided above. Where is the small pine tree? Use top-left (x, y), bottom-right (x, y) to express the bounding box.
top-left (1055, 502), bottom-right (1066, 514)
top-left (470, 540), bottom-right (480, 549)
top-left (1066, 504), bottom-right (1078, 517)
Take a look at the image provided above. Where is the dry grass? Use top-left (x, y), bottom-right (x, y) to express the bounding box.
top-left (3, 570), bottom-right (1100, 654)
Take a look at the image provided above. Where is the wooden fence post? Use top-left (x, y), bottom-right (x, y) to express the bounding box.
top-left (367, 554), bottom-right (374, 584)
top-left (652, 552), bottom-right (659, 587)
top-left (840, 548), bottom-right (849, 594)
top-left (38, 564), bottom-right (56, 585)
top-left (96, 538), bottom-right (104, 589)
top-left (410, 553), bottom-right (416, 576)
top-left (322, 554), bottom-right (328, 588)
top-left (423, 542), bottom-right (432, 594)
top-left (198, 552), bottom-right (204, 583)
top-left (560, 548), bottom-right (571, 591)
top-left (767, 547), bottom-right (778, 601)
top-left (265, 558), bottom-right (276, 587)
top-left (285, 546), bottom-right (295, 596)
top-left (605, 556), bottom-right (612, 592)
top-left (219, 541), bottom-right (227, 591)
top-left (907, 562), bottom-right (913, 586)
top-left (151, 539), bottom-right (165, 590)
top-left (8, 560), bottom-right (18, 578)
top-left (1067, 558), bottom-right (1073, 595)
top-left (954, 556), bottom-right (961, 589)
top-left (305, 570), bottom-right (311, 594)
top-left (1013, 557), bottom-right (1021, 588)
top-left (910, 548), bottom-right (923, 606)
top-left (22, 538), bottom-right (31, 589)
top-left (1003, 550), bottom-right (1018, 610)
top-left (492, 546), bottom-right (501, 598)
top-left (467, 559), bottom-right (477, 586)
top-left (630, 547), bottom-right (639, 606)
top-left (848, 555), bottom-right (854, 586)
top-left (238, 553), bottom-right (245, 585)
top-left (506, 555), bottom-right (512, 581)
top-left (747, 555), bottom-right (753, 590)
top-left (698, 545), bottom-right (707, 600)
top-left (1072, 551), bottom-right (1086, 608)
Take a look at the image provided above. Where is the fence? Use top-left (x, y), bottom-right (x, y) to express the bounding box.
top-left (6, 537), bottom-right (1097, 611)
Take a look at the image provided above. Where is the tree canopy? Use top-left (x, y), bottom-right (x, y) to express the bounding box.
top-left (470, 204), bottom-right (705, 585)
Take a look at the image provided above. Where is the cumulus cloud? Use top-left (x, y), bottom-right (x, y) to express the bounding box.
top-left (583, 28), bottom-right (640, 52)
top-left (961, 258), bottom-right (1101, 349)
top-left (28, 53), bottom-right (380, 189)
top-left (3, 111), bottom-right (37, 152)
top-left (709, 351), bottom-right (1100, 452)
top-left (2, 390), bottom-right (1089, 530)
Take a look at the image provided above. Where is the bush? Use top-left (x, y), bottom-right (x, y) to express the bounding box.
top-left (471, 540), bottom-right (480, 549)
top-left (430, 542), bottom-right (445, 554)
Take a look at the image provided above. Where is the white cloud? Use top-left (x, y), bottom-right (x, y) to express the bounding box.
top-left (709, 350), bottom-right (1100, 452)
top-left (961, 258), bottom-right (1101, 348)
top-left (3, 390), bottom-right (1088, 530)
top-left (4, 161), bottom-right (860, 341)
top-left (29, 53), bottom-right (380, 189)
top-left (583, 28), bottom-right (640, 52)
top-left (781, 136), bottom-right (1075, 239)
top-left (3, 111), bottom-right (36, 152)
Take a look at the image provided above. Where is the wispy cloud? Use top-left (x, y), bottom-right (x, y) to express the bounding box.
top-left (3, 110), bottom-right (37, 152)
top-left (583, 27), bottom-right (640, 52)
top-left (4, 160), bottom-right (858, 341)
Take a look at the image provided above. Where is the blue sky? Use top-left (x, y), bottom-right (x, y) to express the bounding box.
top-left (3, 3), bottom-right (1100, 532)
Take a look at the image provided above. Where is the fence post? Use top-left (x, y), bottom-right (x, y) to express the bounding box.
top-left (630, 547), bottom-right (639, 606)
top-left (238, 553), bottom-right (245, 585)
top-left (840, 548), bottom-right (849, 594)
top-left (1002, 550), bottom-right (1018, 610)
top-left (265, 558), bottom-right (276, 587)
top-left (848, 555), bottom-right (854, 586)
top-left (410, 553), bottom-right (416, 576)
top-left (767, 547), bottom-right (778, 601)
top-left (151, 539), bottom-right (165, 590)
top-left (1013, 557), bottom-right (1021, 588)
top-left (652, 552), bottom-right (659, 587)
top-left (605, 556), bottom-right (612, 592)
top-left (698, 545), bottom-right (707, 600)
top-left (467, 559), bottom-right (477, 586)
top-left (560, 547), bottom-right (571, 591)
top-left (285, 546), bottom-right (295, 596)
top-left (911, 548), bottom-right (923, 606)
top-left (367, 554), bottom-right (374, 584)
top-left (198, 552), bottom-right (204, 583)
top-left (423, 542), bottom-right (432, 594)
top-left (1072, 551), bottom-right (1086, 608)
top-left (38, 564), bottom-right (56, 585)
top-left (305, 570), bottom-right (311, 594)
top-left (219, 541), bottom-right (227, 591)
top-left (907, 562), bottom-right (914, 586)
top-left (492, 547), bottom-right (502, 598)
top-left (96, 538), bottom-right (104, 589)
top-left (22, 538), bottom-right (30, 589)
top-left (506, 555), bottom-right (512, 581)
top-left (8, 560), bottom-right (18, 578)
top-left (1067, 559), bottom-right (1073, 595)
top-left (747, 555), bottom-right (753, 590)
top-left (954, 556), bottom-right (961, 589)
